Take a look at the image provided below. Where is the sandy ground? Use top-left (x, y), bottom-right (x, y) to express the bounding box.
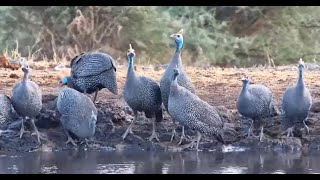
top-left (0, 64), bottom-right (320, 152)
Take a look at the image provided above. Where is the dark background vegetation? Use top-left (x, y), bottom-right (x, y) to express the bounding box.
top-left (1, 6), bottom-right (319, 67)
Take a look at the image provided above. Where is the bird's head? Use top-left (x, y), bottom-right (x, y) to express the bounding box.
top-left (127, 44), bottom-right (135, 59)
top-left (173, 65), bottom-right (180, 80)
top-left (170, 29), bottom-right (184, 51)
top-left (60, 76), bottom-right (70, 86)
top-left (298, 58), bottom-right (305, 70)
top-left (127, 44), bottom-right (135, 67)
top-left (241, 75), bottom-right (250, 85)
top-left (21, 64), bottom-right (30, 74)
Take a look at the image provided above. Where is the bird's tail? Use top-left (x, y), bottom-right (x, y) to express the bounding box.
top-left (155, 107), bottom-right (163, 123)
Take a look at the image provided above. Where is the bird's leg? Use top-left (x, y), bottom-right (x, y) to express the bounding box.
top-left (93, 90), bottom-right (99, 104)
top-left (19, 117), bottom-right (29, 139)
top-left (282, 127), bottom-right (294, 139)
top-left (64, 129), bottom-right (77, 147)
top-left (178, 126), bottom-right (186, 145)
top-left (247, 119), bottom-right (254, 137)
top-left (122, 113), bottom-right (137, 140)
top-left (195, 131), bottom-right (202, 151)
top-left (184, 136), bottom-right (196, 150)
top-left (303, 120), bottom-right (310, 135)
top-left (184, 131), bottom-right (202, 151)
top-left (80, 138), bottom-right (93, 148)
top-left (259, 126), bottom-right (265, 142)
top-left (148, 117), bottom-right (160, 142)
top-left (170, 118), bottom-right (178, 142)
top-left (30, 118), bottom-right (47, 143)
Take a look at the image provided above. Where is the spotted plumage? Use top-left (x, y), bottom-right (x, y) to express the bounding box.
top-left (168, 68), bottom-right (235, 150)
top-left (236, 76), bottom-right (274, 141)
top-left (11, 65), bottom-right (43, 143)
top-left (160, 29), bottom-right (195, 144)
top-left (57, 87), bottom-right (98, 146)
top-left (0, 94), bottom-right (14, 128)
top-left (122, 44), bottom-right (163, 142)
top-left (61, 52), bottom-right (118, 103)
top-left (281, 59), bottom-right (312, 137)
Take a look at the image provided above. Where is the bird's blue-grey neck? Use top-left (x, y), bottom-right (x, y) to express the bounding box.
top-left (128, 53), bottom-right (134, 68)
top-left (127, 53), bottom-right (136, 78)
top-left (297, 64), bottom-right (305, 87)
top-left (170, 39), bottom-right (183, 67)
top-left (22, 68), bottom-right (29, 82)
top-left (171, 72), bottom-right (179, 91)
top-left (241, 80), bottom-right (250, 92)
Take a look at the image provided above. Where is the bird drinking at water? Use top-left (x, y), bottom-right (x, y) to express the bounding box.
top-left (56, 87), bottom-right (98, 146)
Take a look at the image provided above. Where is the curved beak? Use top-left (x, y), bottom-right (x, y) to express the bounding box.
top-left (170, 34), bottom-right (176, 39)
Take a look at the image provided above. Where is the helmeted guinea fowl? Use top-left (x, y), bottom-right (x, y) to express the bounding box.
top-left (0, 94), bottom-right (17, 137)
top-left (281, 58), bottom-right (312, 137)
top-left (0, 94), bottom-right (13, 126)
top-left (60, 52), bottom-right (118, 103)
top-left (160, 29), bottom-right (196, 144)
top-left (122, 44), bottom-right (163, 142)
top-left (236, 76), bottom-right (274, 142)
top-left (56, 87), bottom-right (98, 146)
top-left (168, 67), bottom-right (236, 151)
top-left (11, 64), bottom-right (44, 143)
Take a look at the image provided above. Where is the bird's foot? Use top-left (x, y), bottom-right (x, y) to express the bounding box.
top-left (247, 129), bottom-right (259, 138)
top-left (184, 140), bottom-right (196, 150)
top-left (19, 128), bottom-right (29, 139)
top-left (170, 128), bottom-right (177, 142)
top-left (148, 131), bottom-right (160, 142)
top-left (31, 131), bottom-right (47, 143)
top-left (177, 133), bottom-right (186, 145)
top-left (80, 138), bottom-right (93, 148)
top-left (282, 127), bottom-right (294, 141)
top-left (66, 135), bottom-right (78, 147)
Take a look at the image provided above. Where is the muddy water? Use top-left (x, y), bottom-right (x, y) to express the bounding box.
top-left (0, 149), bottom-right (319, 174)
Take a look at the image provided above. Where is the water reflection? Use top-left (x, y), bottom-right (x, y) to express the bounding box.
top-left (0, 149), bottom-right (319, 174)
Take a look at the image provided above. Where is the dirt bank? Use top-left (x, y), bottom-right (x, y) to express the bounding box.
top-left (0, 64), bottom-right (320, 153)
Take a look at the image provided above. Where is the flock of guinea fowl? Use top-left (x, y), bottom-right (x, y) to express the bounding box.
top-left (0, 29), bottom-right (312, 151)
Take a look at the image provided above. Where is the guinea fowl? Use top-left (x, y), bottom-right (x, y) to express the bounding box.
top-left (168, 67), bottom-right (236, 151)
top-left (160, 29), bottom-right (196, 144)
top-left (11, 64), bottom-right (44, 143)
top-left (122, 44), bottom-right (163, 142)
top-left (236, 76), bottom-right (274, 142)
top-left (56, 87), bottom-right (98, 146)
top-left (0, 94), bottom-right (13, 126)
top-left (0, 94), bottom-right (16, 137)
top-left (281, 58), bottom-right (312, 137)
top-left (60, 52), bottom-right (118, 103)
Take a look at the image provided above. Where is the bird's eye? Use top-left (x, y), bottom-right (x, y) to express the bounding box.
top-left (177, 35), bottom-right (180, 38)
